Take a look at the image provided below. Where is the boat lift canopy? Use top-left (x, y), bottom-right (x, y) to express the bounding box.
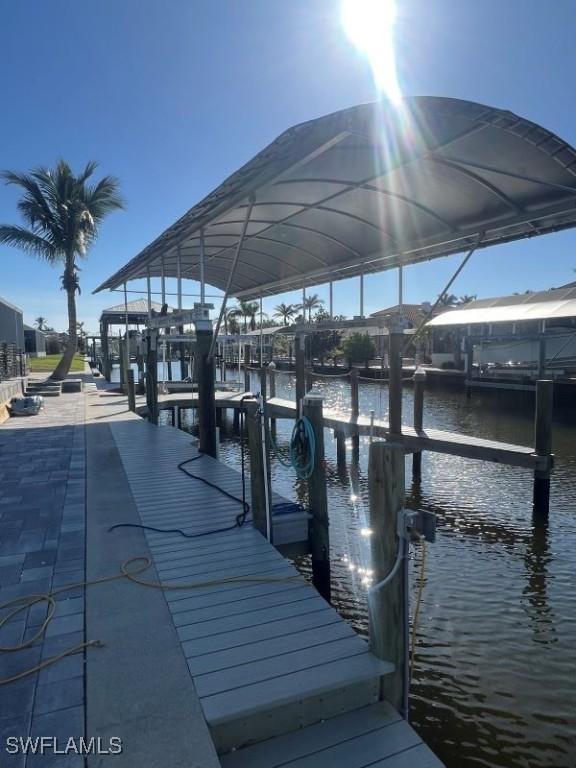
top-left (95, 97), bottom-right (576, 300)
top-left (428, 284), bottom-right (576, 327)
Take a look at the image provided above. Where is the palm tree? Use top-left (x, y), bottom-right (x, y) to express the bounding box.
top-left (438, 293), bottom-right (458, 307)
top-left (0, 160), bottom-right (123, 380)
top-left (300, 293), bottom-right (324, 322)
top-left (76, 321), bottom-right (87, 353)
top-left (273, 302), bottom-right (296, 325)
top-left (458, 294), bottom-right (477, 305)
top-left (34, 316), bottom-right (48, 330)
top-left (238, 299), bottom-right (259, 332)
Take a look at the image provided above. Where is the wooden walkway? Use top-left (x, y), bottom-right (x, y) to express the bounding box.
top-left (97, 391), bottom-right (444, 766)
top-left (145, 391), bottom-right (547, 471)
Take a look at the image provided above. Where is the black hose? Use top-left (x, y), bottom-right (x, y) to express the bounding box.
top-left (109, 395), bottom-right (256, 541)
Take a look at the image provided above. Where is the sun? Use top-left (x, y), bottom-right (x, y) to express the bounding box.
top-left (341, 0), bottom-right (401, 103)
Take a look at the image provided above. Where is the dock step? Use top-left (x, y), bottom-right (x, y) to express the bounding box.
top-left (220, 702), bottom-right (444, 767)
top-left (201, 641), bottom-right (394, 754)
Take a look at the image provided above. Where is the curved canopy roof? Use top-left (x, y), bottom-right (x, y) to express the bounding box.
top-left (95, 97), bottom-right (576, 299)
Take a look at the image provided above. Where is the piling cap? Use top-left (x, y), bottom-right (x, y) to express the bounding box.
top-left (268, 361), bottom-right (276, 370)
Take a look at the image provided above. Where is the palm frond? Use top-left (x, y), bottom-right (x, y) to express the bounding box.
top-left (0, 225), bottom-right (57, 262)
top-left (1, 170), bottom-right (56, 229)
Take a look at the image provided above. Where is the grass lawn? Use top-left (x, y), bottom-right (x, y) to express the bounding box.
top-left (28, 354), bottom-right (85, 373)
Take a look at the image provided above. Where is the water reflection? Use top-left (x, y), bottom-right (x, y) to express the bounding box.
top-left (164, 369), bottom-right (576, 768)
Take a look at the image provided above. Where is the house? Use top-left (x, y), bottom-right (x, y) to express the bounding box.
top-left (0, 295), bottom-right (24, 350)
top-left (24, 324), bottom-right (47, 357)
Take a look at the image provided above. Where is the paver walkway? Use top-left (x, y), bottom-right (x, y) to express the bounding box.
top-left (0, 384), bottom-right (87, 767)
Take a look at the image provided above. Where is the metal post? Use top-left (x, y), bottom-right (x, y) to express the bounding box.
top-left (533, 380), bottom-right (554, 522)
top-left (161, 256), bottom-right (166, 306)
top-left (244, 343), bottom-right (251, 392)
top-left (398, 265), bottom-right (403, 309)
top-left (303, 393), bottom-right (330, 603)
top-left (302, 286), bottom-right (306, 321)
top-left (329, 281), bottom-right (333, 319)
top-left (146, 268), bottom-right (152, 322)
top-left (199, 229), bottom-right (206, 306)
top-left (210, 199), bottom-right (254, 357)
top-left (268, 364), bottom-right (277, 438)
top-left (123, 282), bottom-right (130, 389)
top-left (177, 246), bottom-right (183, 310)
top-left (259, 297), bottom-right (263, 367)
top-left (295, 335), bottom-right (305, 411)
top-left (360, 268), bottom-right (364, 317)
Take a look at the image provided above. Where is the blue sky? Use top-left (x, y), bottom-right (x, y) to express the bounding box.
top-left (1, 0), bottom-right (575, 333)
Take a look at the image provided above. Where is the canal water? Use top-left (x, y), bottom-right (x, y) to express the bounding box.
top-left (151, 366), bottom-right (575, 768)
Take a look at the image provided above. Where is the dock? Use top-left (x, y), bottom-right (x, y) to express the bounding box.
top-left (142, 390), bottom-right (548, 471)
top-left (0, 372), bottom-right (444, 766)
top-left (87, 380), bottom-right (445, 764)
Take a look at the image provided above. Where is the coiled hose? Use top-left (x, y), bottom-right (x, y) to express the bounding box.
top-left (269, 416), bottom-right (316, 480)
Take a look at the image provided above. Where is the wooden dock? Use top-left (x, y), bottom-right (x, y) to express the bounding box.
top-left (143, 390), bottom-right (549, 472)
top-left (92, 386), bottom-right (444, 766)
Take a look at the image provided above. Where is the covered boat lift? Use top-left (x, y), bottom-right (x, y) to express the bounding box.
top-left (92, 98), bottom-right (576, 759)
top-left (428, 283), bottom-right (576, 381)
top-left (95, 95), bottom-right (576, 501)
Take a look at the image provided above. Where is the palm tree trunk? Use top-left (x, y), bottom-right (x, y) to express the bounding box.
top-left (51, 281), bottom-right (78, 381)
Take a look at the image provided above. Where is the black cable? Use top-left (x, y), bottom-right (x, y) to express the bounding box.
top-left (109, 395), bottom-right (256, 541)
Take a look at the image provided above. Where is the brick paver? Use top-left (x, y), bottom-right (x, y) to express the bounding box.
top-left (0, 386), bottom-right (86, 766)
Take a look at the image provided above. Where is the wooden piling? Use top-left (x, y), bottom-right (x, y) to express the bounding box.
top-left (246, 401), bottom-right (270, 539)
top-left (335, 430), bottom-right (346, 469)
top-left (295, 335), bottom-right (305, 411)
top-left (126, 369), bottom-right (136, 413)
top-left (196, 329), bottom-right (217, 458)
top-left (350, 368), bottom-right (360, 456)
top-left (538, 336), bottom-right (547, 380)
top-left (388, 331), bottom-right (404, 435)
top-left (145, 342), bottom-right (158, 425)
top-left (368, 440), bottom-right (407, 715)
top-left (303, 393), bottom-right (330, 603)
top-left (119, 339), bottom-right (126, 391)
top-left (176, 406), bottom-right (182, 429)
top-left (465, 336), bottom-right (473, 398)
top-left (533, 379), bottom-right (554, 522)
top-left (412, 369), bottom-right (426, 479)
top-left (178, 325), bottom-right (188, 380)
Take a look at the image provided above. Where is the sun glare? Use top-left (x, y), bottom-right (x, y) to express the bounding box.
top-left (341, 0), bottom-right (401, 103)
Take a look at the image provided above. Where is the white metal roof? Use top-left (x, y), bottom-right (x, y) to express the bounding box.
top-left (428, 285), bottom-right (576, 326)
top-left (95, 97), bottom-right (576, 300)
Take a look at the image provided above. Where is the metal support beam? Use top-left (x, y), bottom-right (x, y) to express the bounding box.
top-left (360, 269), bottom-right (364, 317)
top-left (200, 228), bottom-right (206, 306)
top-left (209, 198), bottom-right (255, 358)
top-left (177, 246), bottom-right (183, 310)
top-left (146, 269), bottom-right (152, 322)
top-left (329, 281), bottom-right (333, 318)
